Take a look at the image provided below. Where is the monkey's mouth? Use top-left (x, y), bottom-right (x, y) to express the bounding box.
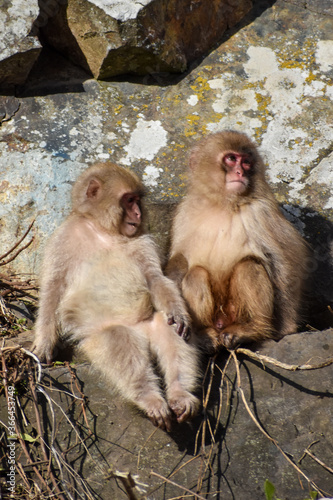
top-left (227, 180), bottom-right (246, 185)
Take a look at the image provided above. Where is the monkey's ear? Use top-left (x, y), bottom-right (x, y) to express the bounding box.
top-left (86, 178), bottom-right (102, 199)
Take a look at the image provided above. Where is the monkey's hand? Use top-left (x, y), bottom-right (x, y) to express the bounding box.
top-left (167, 313), bottom-right (191, 340)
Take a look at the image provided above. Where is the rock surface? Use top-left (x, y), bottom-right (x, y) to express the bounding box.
top-left (39, 0), bottom-right (253, 78)
top-left (1, 2), bottom-right (333, 497)
top-left (0, 0), bottom-right (41, 90)
top-left (0, 0), bottom-right (332, 265)
top-left (1, 0), bottom-right (333, 317)
top-left (2, 328), bottom-right (333, 499)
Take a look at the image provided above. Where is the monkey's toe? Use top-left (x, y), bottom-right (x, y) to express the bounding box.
top-left (219, 331), bottom-right (240, 349)
top-left (146, 403), bottom-right (173, 431)
top-left (169, 393), bottom-right (200, 423)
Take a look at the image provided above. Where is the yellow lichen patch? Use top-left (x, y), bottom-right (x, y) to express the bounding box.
top-left (184, 114), bottom-right (201, 137)
top-left (277, 39), bottom-right (316, 71)
top-left (114, 105), bottom-right (124, 115)
top-left (189, 75), bottom-right (210, 102)
top-left (305, 71), bottom-right (317, 84)
top-left (255, 93), bottom-right (272, 112)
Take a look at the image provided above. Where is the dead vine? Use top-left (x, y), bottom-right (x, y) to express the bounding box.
top-left (182, 348), bottom-right (333, 500)
top-left (0, 221), bottom-right (37, 336)
top-left (0, 346), bottom-right (107, 499)
top-left (1, 342), bottom-right (332, 499)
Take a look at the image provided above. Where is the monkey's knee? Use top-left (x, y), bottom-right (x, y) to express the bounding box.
top-left (182, 266), bottom-right (214, 325)
top-left (230, 259), bottom-right (274, 318)
top-left (218, 260), bottom-right (275, 348)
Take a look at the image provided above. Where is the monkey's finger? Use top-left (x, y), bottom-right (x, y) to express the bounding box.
top-left (175, 318), bottom-right (191, 340)
top-left (148, 412), bottom-right (172, 432)
top-left (167, 315), bottom-right (175, 326)
top-left (177, 323), bottom-right (191, 341)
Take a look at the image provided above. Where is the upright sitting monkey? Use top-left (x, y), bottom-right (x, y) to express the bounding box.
top-left (167, 130), bottom-right (309, 351)
top-left (34, 162), bottom-right (200, 430)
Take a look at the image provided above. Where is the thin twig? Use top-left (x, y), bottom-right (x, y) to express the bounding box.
top-left (151, 471), bottom-right (207, 500)
top-left (236, 347), bottom-right (333, 371)
top-left (28, 365), bottom-right (65, 499)
top-left (305, 450), bottom-right (333, 474)
top-left (1, 350), bottom-right (54, 495)
top-left (230, 350), bottom-right (323, 495)
top-left (299, 442), bottom-right (333, 475)
top-left (0, 220), bottom-right (35, 263)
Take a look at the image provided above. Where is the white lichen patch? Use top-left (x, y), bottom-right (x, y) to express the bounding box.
top-left (243, 46), bottom-right (279, 80)
top-left (211, 88), bottom-right (258, 114)
top-left (69, 127), bottom-right (80, 136)
top-left (143, 165), bottom-right (163, 188)
top-left (315, 41), bottom-right (333, 73)
top-left (207, 44), bottom-right (333, 204)
top-left (89, 0), bottom-right (151, 21)
top-left (187, 95), bottom-right (199, 106)
top-left (306, 153), bottom-right (333, 209)
top-left (121, 119), bottom-right (168, 164)
top-left (0, 0), bottom-right (39, 59)
top-left (207, 77), bottom-right (260, 134)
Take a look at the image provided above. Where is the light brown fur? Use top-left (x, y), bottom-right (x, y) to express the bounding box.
top-left (34, 162), bottom-right (200, 430)
top-left (166, 131), bottom-right (308, 351)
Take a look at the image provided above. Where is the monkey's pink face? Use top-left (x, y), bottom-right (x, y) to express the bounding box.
top-left (221, 151), bottom-right (252, 194)
top-left (120, 192), bottom-right (142, 237)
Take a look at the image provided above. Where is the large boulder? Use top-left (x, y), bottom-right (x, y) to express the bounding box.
top-left (0, 0), bottom-right (41, 89)
top-left (38, 0), bottom-right (253, 78)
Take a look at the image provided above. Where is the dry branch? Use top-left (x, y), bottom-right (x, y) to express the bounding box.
top-left (230, 350), bottom-right (324, 496)
top-left (151, 471), bottom-right (207, 500)
top-left (0, 220), bottom-right (35, 265)
top-left (236, 347), bottom-right (333, 371)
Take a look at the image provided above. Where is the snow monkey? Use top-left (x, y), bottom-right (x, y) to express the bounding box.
top-left (166, 130), bottom-right (308, 351)
top-left (34, 162), bottom-right (200, 430)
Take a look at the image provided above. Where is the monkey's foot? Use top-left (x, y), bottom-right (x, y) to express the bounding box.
top-left (32, 342), bottom-right (54, 365)
top-left (144, 397), bottom-right (173, 431)
top-left (219, 331), bottom-right (240, 349)
top-left (168, 390), bottom-right (200, 423)
top-left (219, 323), bottom-right (266, 349)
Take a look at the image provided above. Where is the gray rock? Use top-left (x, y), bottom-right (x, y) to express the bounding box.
top-left (0, 0), bottom-right (41, 88)
top-left (2, 328), bottom-right (332, 499)
top-left (38, 0), bottom-right (252, 78)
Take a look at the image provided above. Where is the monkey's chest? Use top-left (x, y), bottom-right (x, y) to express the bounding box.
top-left (185, 214), bottom-right (262, 276)
top-left (63, 250), bottom-right (153, 324)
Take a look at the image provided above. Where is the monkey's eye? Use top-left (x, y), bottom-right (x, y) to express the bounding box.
top-left (241, 158), bottom-right (252, 170)
top-left (223, 153), bottom-right (252, 170)
top-left (224, 154), bottom-right (237, 166)
top-left (123, 193), bottom-right (140, 205)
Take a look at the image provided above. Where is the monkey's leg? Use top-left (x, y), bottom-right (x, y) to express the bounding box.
top-left (148, 312), bottom-right (200, 423)
top-left (33, 317), bottom-right (58, 364)
top-left (220, 259), bottom-right (275, 349)
top-left (165, 253), bottom-right (189, 288)
top-left (182, 265), bottom-right (215, 327)
top-left (81, 325), bottom-right (172, 430)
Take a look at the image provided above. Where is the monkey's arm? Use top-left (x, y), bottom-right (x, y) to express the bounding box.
top-left (33, 231), bottom-right (70, 363)
top-left (165, 253), bottom-right (189, 288)
top-left (149, 273), bottom-right (192, 340)
top-left (137, 240), bottom-right (191, 339)
top-left (33, 271), bottom-right (65, 363)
